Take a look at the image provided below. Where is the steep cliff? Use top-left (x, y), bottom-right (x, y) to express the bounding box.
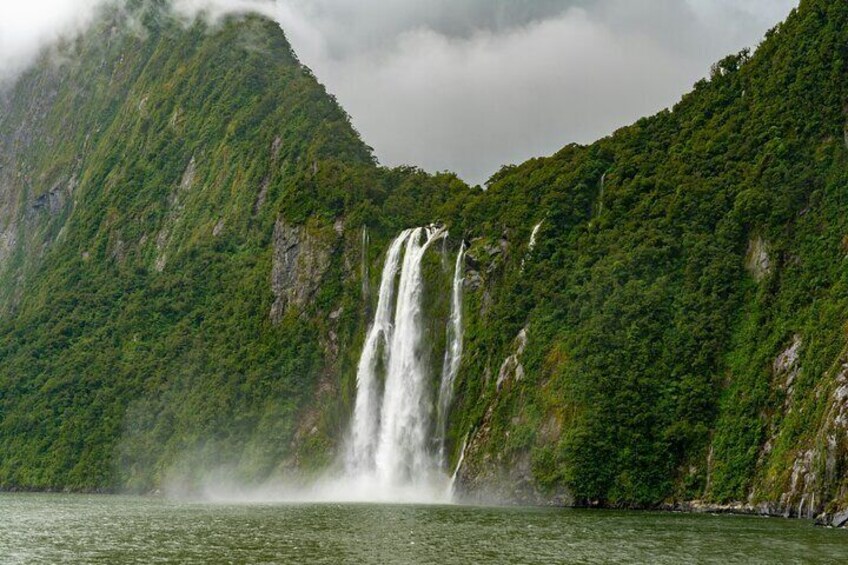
top-left (1, 0), bottom-right (848, 524)
top-left (446, 0), bottom-right (848, 524)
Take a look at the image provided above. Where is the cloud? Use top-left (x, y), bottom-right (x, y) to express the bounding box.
top-left (0, 0), bottom-right (799, 184)
top-left (0, 0), bottom-right (276, 85)
top-left (0, 0), bottom-right (105, 83)
top-left (274, 0), bottom-right (799, 183)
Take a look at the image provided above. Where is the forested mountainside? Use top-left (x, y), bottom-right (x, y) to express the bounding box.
top-left (2, 0), bottom-right (848, 523)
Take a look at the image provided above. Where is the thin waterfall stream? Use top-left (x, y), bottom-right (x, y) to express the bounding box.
top-left (436, 241), bottom-right (466, 468)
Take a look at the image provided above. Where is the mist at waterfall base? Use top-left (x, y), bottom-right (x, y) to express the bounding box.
top-left (189, 227), bottom-right (467, 505)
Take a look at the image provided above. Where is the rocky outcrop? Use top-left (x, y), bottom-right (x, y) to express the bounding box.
top-left (745, 236), bottom-right (772, 281)
top-left (269, 218), bottom-right (335, 323)
top-left (755, 347), bottom-right (848, 526)
top-left (497, 327), bottom-right (528, 391)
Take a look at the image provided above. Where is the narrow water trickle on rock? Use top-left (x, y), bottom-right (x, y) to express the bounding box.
top-left (437, 241), bottom-right (466, 468)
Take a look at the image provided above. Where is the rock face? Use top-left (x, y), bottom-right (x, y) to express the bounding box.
top-left (497, 328), bottom-right (528, 391)
top-left (745, 236), bottom-right (772, 281)
top-left (270, 218), bottom-right (334, 323)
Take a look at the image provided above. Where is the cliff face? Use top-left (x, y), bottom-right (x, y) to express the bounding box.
top-left (1, 0), bottom-right (848, 523)
top-left (444, 0), bottom-right (848, 523)
top-left (0, 3), bottom-right (462, 492)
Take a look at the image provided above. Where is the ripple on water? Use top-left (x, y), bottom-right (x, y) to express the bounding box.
top-left (1, 494), bottom-right (847, 564)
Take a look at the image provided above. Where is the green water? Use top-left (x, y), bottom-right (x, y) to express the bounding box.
top-left (1, 494), bottom-right (846, 564)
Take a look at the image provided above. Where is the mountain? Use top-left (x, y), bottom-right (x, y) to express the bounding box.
top-left (1, 0), bottom-right (847, 524)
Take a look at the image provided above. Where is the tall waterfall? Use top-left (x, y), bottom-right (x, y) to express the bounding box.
top-left (374, 226), bottom-right (446, 485)
top-left (436, 241), bottom-right (466, 467)
top-left (346, 230), bottom-right (412, 474)
top-left (345, 226), bottom-right (469, 499)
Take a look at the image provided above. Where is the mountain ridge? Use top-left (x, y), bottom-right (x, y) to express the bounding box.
top-left (1, 0), bottom-right (848, 525)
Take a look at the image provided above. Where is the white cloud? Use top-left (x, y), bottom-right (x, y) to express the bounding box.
top-left (274, 0), bottom-right (798, 183)
top-left (0, 0), bottom-right (800, 184)
top-left (0, 0), bottom-right (104, 82)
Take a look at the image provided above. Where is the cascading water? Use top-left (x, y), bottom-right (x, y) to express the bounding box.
top-left (436, 241), bottom-right (466, 467)
top-left (361, 226), bottom-right (370, 300)
top-left (343, 225), bottom-right (469, 501)
top-left (374, 226), bottom-right (447, 485)
top-left (529, 222), bottom-right (543, 250)
top-left (346, 230), bottom-right (412, 474)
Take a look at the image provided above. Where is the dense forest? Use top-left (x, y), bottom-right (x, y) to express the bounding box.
top-left (1, 0), bottom-right (848, 523)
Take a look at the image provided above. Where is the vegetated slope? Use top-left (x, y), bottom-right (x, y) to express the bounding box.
top-left (1, 0), bottom-right (847, 522)
top-left (447, 0), bottom-right (848, 520)
top-left (0, 2), bottom-right (467, 491)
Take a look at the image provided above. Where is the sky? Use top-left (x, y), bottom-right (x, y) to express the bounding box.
top-left (0, 0), bottom-right (799, 184)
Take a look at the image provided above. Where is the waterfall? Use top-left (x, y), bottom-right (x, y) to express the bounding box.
top-left (346, 229), bottom-right (412, 474)
top-left (449, 432), bottom-right (470, 497)
top-left (346, 225), bottom-right (461, 498)
top-left (374, 226), bottom-right (447, 485)
top-left (436, 241), bottom-right (466, 467)
top-left (361, 226), bottom-right (370, 300)
top-left (529, 222), bottom-right (543, 250)
top-left (597, 172), bottom-right (607, 217)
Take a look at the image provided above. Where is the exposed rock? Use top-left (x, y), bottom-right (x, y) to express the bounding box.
top-left (745, 235), bottom-right (772, 281)
top-left (269, 218), bottom-right (334, 323)
top-left (833, 509), bottom-right (848, 528)
top-left (31, 176), bottom-right (76, 216)
top-left (253, 137), bottom-right (282, 215)
top-left (271, 136), bottom-right (282, 161)
top-left (497, 328), bottom-right (528, 391)
top-left (780, 449), bottom-right (817, 518)
top-left (466, 270), bottom-right (483, 291)
top-left (254, 176), bottom-right (269, 215)
top-left (775, 335), bottom-right (802, 394)
top-left (154, 229), bottom-right (169, 272)
top-left (180, 157), bottom-right (196, 191)
top-left (212, 218), bottom-right (225, 237)
top-left (0, 226), bottom-right (18, 266)
top-left (455, 401), bottom-right (572, 507)
top-left (111, 238), bottom-right (126, 263)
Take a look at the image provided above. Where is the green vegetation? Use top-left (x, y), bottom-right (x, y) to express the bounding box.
top-left (1, 0), bottom-right (847, 517)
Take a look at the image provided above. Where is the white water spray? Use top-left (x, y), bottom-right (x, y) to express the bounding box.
top-left (529, 222), bottom-right (543, 250)
top-left (449, 432), bottom-right (470, 496)
top-left (344, 225), bottom-right (468, 500)
top-left (346, 229), bottom-right (411, 474)
top-left (436, 241), bottom-right (466, 467)
top-left (375, 226), bottom-right (447, 485)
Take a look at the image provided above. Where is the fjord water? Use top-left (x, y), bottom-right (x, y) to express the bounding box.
top-left (3, 494), bottom-right (847, 564)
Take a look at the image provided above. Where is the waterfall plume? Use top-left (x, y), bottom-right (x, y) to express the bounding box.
top-left (343, 226), bottom-right (471, 501)
top-left (374, 226), bottom-right (447, 485)
top-left (346, 229), bottom-right (412, 474)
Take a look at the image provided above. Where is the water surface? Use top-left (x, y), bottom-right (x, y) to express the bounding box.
top-left (1, 494), bottom-right (846, 564)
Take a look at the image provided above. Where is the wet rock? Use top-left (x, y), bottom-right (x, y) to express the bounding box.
top-left (180, 156), bottom-right (196, 191)
top-left (833, 509), bottom-right (848, 528)
top-left (269, 218), bottom-right (334, 323)
top-left (497, 328), bottom-right (528, 391)
top-left (466, 270), bottom-right (483, 291)
top-left (745, 235), bottom-right (772, 281)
